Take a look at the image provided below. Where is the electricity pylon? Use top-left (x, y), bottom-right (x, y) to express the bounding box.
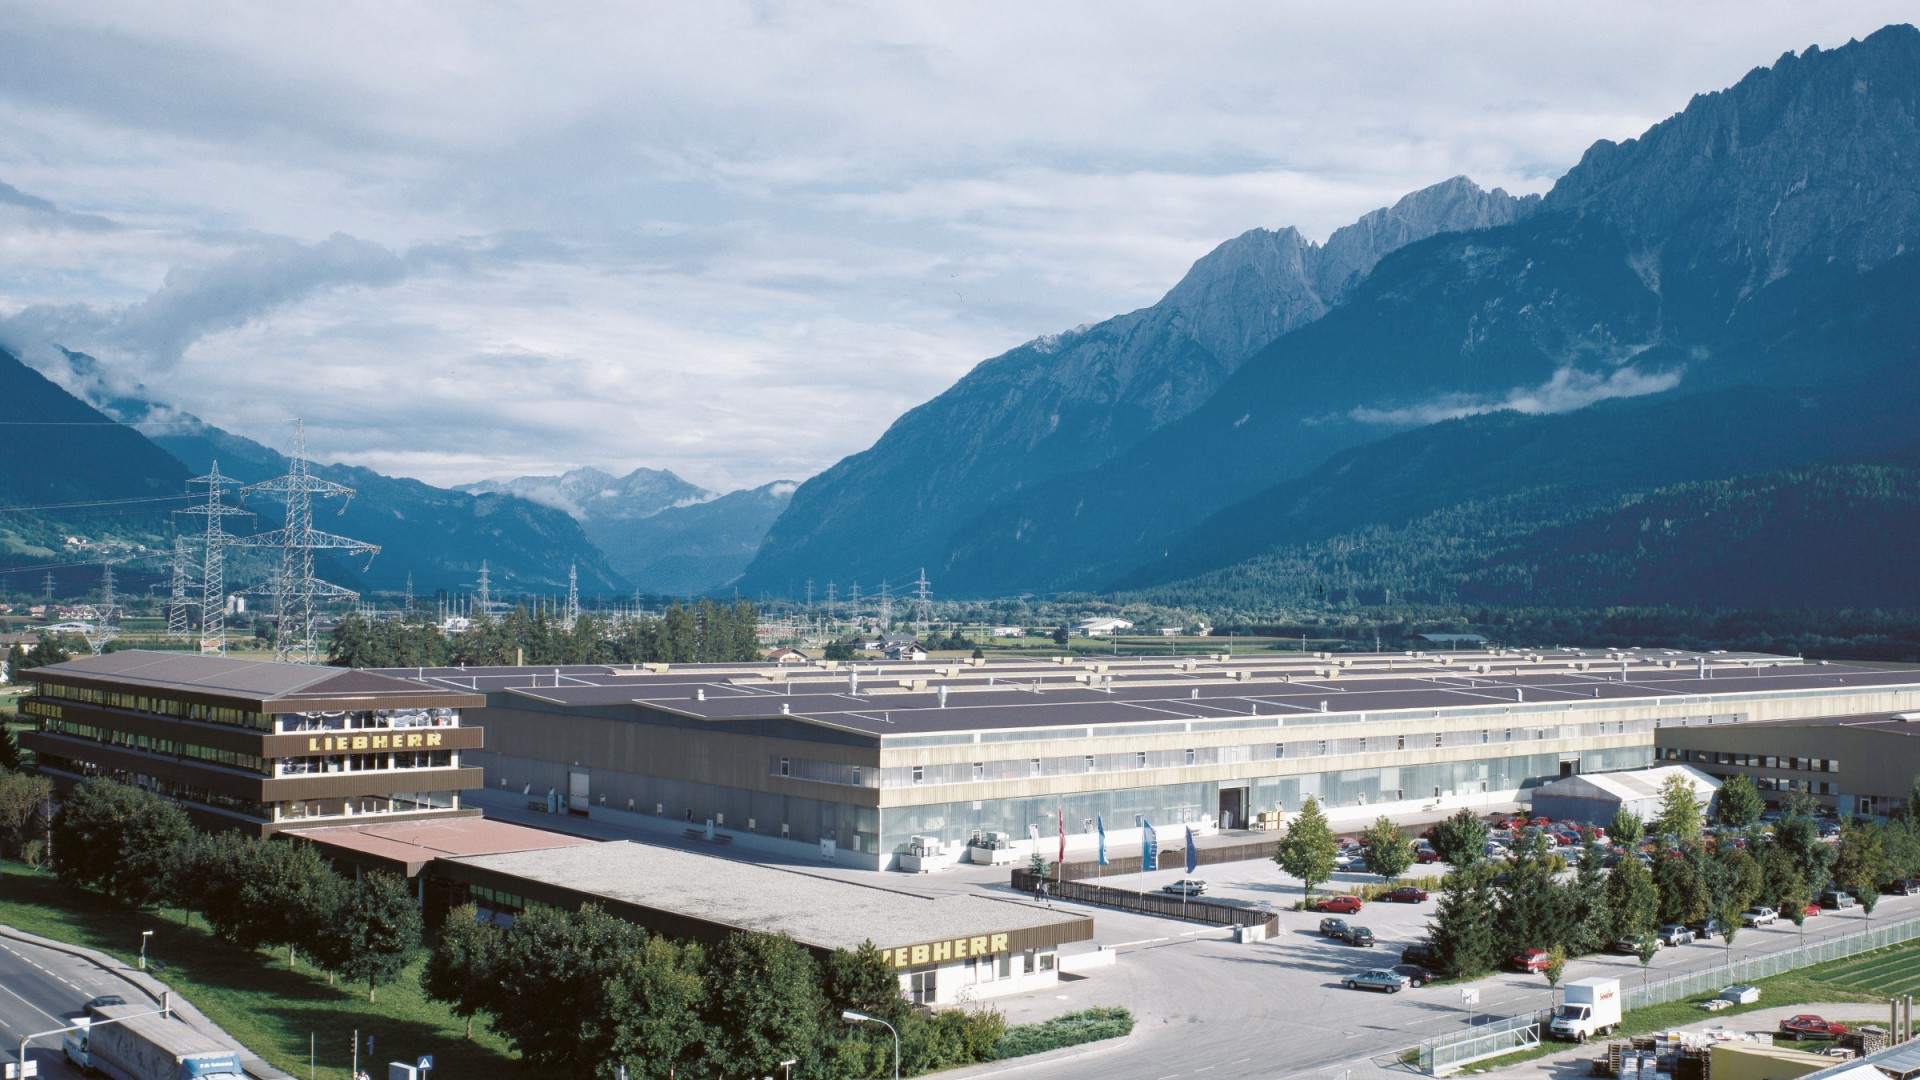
top-left (176, 462), bottom-right (251, 655)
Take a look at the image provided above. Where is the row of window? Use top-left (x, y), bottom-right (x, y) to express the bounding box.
top-left (275, 751), bottom-right (456, 776)
top-left (36, 753), bottom-right (269, 819)
top-left (32, 686), bottom-right (269, 730)
top-left (1668, 747), bottom-right (1839, 773)
top-left (40, 718), bottom-right (266, 773)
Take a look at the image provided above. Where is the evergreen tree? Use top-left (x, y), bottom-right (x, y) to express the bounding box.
top-left (1604, 850), bottom-right (1659, 944)
top-left (1360, 815), bottom-right (1412, 882)
top-left (1567, 837), bottom-right (1613, 955)
top-left (1431, 863), bottom-right (1500, 978)
top-left (1273, 795), bottom-right (1338, 903)
top-left (1497, 833), bottom-right (1572, 953)
top-left (0, 720), bottom-right (22, 773)
top-left (1428, 808), bottom-right (1489, 871)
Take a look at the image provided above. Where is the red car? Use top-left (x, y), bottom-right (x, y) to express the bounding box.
top-left (1313, 894), bottom-right (1363, 914)
top-left (1507, 948), bottom-right (1551, 973)
top-left (1415, 850), bottom-right (1444, 864)
top-left (1780, 1015), bottom-right (1849, 1040)
top-left (1799, 903), bottom-right (1823, 917)
top-left (1384, 886), bottom-right (1431, 903)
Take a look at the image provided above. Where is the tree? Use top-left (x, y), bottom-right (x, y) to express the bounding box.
top-left (1654, 846), bottom-right (1711, 926)
top-left (197, 836), bottom-right (346, 970)
top-left (1273, 795), bottom-right (1337, 903)
top-left (1715, 774), bottom-right (1764, 831)
top-left (329, 871), bottom-right (421, 1001)
top-left (0, 722), bottom-right (23, 773)
top-left (1428, 808), bottom-right (1489, 871)
top-left (488, 904), bottom-right (649, 1068)
top-left (1051, 626), bottom-right (1070, 645)
top-left (1497, 833), bottom-right (1572, 954)
top-left (1654, 773), bottom-right (1705, 846)
top-left (1567, 837), bottom-right (1613, 955)
top-left (1360, 816), bottom-right (1412, 882)
top-left (1604, 850), bottom-right (1659, 945)
top-left (1758, 843), bottom-right (1807, 914)
top-left (1543, 945), bottom-right (1568, 998)
top-left (421, 904), bottom-right (500, 1039)
top-left (1773, 810), bottom-right (1837, 906)
top-left (603, 935), bottom-right (709, 1080)
top-left (1834, 822), bottom-right (1887, 918)
top-left (1609, 809), bottom-right (1646, 851)
top-left (50, 777), bottom-right (193, 905)
top-left (0, 769), bottom-right (50, 860)
top-left (699, 932), bottom-right (827, 1080)
top-left (1884, 817), bottom-right (1920, 885)
top-left (823, 640), bottom-right (856, 661)
top-left (821, 940), bottom-right (909, 1078)
top-left (1431, 863), bottom-right (1500, 978)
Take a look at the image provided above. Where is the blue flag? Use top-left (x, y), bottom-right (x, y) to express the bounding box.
top-left (1142, 819), bottom-right (1158, 871)
top-left (1185, 825), bottom-right (1198, 875)
top-left (1096, 815), bottom-right (1109, 866)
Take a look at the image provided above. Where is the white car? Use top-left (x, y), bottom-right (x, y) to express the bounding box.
top-left (1742, 906), bottom-right (1779, 927)
top-left (1334, 853), bottom-right (1365, 870)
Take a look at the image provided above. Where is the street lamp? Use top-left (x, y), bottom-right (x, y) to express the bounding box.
top-left (841, 1010), bottom-right (898, 1080)
top-left (780, 1060), bottom-right (797, 1080)
top-left (139, 930), bottom-right (153, 971)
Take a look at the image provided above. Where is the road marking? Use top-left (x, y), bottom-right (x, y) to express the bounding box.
top-left (0, 975), bottom-right (65, 1026)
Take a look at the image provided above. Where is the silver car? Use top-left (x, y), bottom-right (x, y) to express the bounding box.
top-left (1342, 968), bottom-right (1411, 993)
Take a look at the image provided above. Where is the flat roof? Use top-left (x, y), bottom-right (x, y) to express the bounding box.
top-left (373, 651), bottom-right (1920, 738)
top-left (447, 841), bottom-right (1089, 953)
top-left (32, 650), bottom-right (484, 712)
top-left (285, 817), bottom-right (594, 874)
top-left (1657, 710), bottom-right (1920, 737)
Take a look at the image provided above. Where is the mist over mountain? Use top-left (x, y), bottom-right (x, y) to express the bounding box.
top-left (855, 24), bottom-right (1920, 600)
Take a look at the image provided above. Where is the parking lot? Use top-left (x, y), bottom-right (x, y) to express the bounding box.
top-left (940, 852), bottom-right (1920, 1080)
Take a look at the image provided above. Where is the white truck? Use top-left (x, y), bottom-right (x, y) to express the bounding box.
top-left (64, 1004), bottom-right (246, 1080)
top-left (1548, 976), bottom-right (1622, 1041)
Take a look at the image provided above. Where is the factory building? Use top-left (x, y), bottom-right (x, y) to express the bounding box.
top-left (383, 649), bottom-right (1920, 871)
top-left (1656, 711), bottom-right (1920, 819)
top-left (19, 651), bottom-right (485, 834)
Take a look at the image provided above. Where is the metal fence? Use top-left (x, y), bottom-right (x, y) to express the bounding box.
top-left (1010, 868), bottom-right (1279, 931)
top-left (1418, 913), bottom-right (1920, 1075)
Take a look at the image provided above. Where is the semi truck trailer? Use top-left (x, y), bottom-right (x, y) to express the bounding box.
top-left (63, 1004), bottom-right (245, 1080)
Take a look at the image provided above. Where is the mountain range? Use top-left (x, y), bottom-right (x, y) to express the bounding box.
top-left (462, 467), bottom-right (795, 594)
top-left (739, 24), bottom-right (1920, 610)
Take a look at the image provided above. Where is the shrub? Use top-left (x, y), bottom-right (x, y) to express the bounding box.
top-left (991, 1006), bottom-right (1133, 1060)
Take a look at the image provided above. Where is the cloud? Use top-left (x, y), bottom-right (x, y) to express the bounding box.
top-left (1348, 365), bottom-right (1687, 426)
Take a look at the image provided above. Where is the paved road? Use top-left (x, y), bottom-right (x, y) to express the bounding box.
top-left (0, 932), bottom-right (159, 1078)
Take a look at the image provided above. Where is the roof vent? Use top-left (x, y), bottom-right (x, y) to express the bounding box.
top-left (1319, 701), bottom-right (1328, 713)
top-left (780, 702), bottom-right (791, 714)
top-left (695, 688), bottom-right (705, 701)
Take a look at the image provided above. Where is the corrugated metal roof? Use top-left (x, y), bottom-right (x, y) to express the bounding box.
top-left (1538, 765), bottom-right (1720, 803)
top-left (29, 650), bottom-right (475, 706)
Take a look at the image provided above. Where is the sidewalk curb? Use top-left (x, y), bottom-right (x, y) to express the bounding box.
top-left (932, 1032), bottom-right (1135, 1078)
top-left (0, 922), bottom-right (291, 1079)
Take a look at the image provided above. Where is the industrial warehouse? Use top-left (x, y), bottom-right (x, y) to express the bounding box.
top-left (378, 648), bottom-right (1920, 870)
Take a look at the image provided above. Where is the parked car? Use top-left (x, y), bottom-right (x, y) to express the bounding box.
top-left (81, 995), bottom-right (126, 1011)
top-left (1338, 925), bottom-right (1376, 947)
top-left (1384, 886), bottom-right (1430, 903)
top-left (1608, 936), bottom-right (1656, 955)
top-left (1319, 917), bottom-right (1350, 938)
top-left (1401, 942), bottom-right (1439, 967)
top-left (1819, 889), bottom-right (1857, 909)
top-left (1162, 878), bottom-right (1207, 896)
top-left (1656, 924), bottom-right (1694, 947)
top-left (1314, 895), bottom-right (1363, 914)
top-left (1333, 853), bottom-right (1365, 870)
top-left (1742, 906), bottom-right (1779, 927)
top-left (1507, 948), bottom-right (1551, 973)
top-left (1686, 918), bottom-right (1731, 940)
top-left (1883, 878), bottom-right (1920, 896)
top-left (1799, 902), bottom-right (1824, 917)
top-left (1342, 968), bottom-right (1410, 993)
top-left (1780, 1015), bottom-right (1850, 1040)
top-left (1392, 964), bottom-right (1435, 988)
top-left (1415, 849), bottom-right (1445, 864)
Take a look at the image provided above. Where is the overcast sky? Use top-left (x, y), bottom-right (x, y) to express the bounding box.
top-left (0, 2), bottom-right (1909, 494)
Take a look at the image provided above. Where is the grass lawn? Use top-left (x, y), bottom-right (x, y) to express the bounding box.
top-left (0, 864), bottom-right (518, 1079)
top-left (1453, 940), bottom-right (1916, 1073)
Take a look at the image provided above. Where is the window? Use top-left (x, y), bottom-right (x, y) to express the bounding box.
top-left (972, 762), bottom-right (984, 780)
top-left (1504, 729), bottom-right (1513, 742)
top-left (1184, 748), bottom-right (1196, 766)
top-left (1135, 752), bottom-right (1147, 769)
top-left (911, 765), bottom-right (924, 784)
top-left (1397, 735), bottom-right (1406, 750)
top-left (1029, 758), bottom-right (1041, 776)
top-left (1084, 755), bottom-right (1095, 773)
top-left (1482, 730), bottom-right (1490, 744)
top-left (1275, 743), bottom-right (1286, 759)
top-left (1434, 733), bottom-right (1444, 748)
top-left (778, 757), bottom-right (790, 777)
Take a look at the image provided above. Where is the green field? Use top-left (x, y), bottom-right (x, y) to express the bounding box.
top-left (0, 864), bottom-right (518, 1079)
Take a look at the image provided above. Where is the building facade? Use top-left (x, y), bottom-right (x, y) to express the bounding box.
top-left (1655, 712), bottom-right (1920, 819)
top-left (21, 651), bottom-right (485, 834)
top-left (388, 650), bottom-right (1920, 870)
